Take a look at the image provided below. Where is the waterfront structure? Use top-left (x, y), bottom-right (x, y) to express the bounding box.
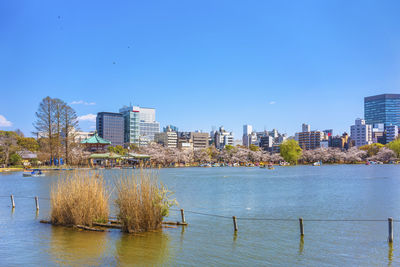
top-left (364, 94), bottom-right (400, 127)
top-left (96, 112), bottom-right (124, 146)
top-left (386, 124), bottom-right (399, 143)
top-left (154, 126), bottom-right (178, 148)
top-left (298, 131), bottom-right (323, 150)
top-left (350, 118), bottom-right (372, 147)
top-left (214, 126), bottom-right (234, 149)
top-left (81, 132), bottom-right (111, 152)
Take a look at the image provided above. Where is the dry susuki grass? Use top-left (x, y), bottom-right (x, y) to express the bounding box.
top-left (50, 171), bottom-right (109, 226)
top-left (115, 171), bottom-right (176, 233)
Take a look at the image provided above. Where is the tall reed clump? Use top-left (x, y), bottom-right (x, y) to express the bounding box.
top-left (50, 171), bottom-right (109, 226)
top-left (115, 171), bottom-right (176, 233)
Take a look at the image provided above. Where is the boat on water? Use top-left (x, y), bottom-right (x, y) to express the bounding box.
top-left (23, 169), bottom-right (45, 177)
top-left (268, 164), bottom-right (274, 170)
top-left (279, 161), bottom-right (290, 166)
top-left (313, 161), bottom-right (321, 166)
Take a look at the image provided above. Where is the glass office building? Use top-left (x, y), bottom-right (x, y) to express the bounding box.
top-left (364, 94), bottom-right (400, 127)
top-left (119, 106), bottom-right (140, 145)
top-left (96, 112), bottom-right (124, 146)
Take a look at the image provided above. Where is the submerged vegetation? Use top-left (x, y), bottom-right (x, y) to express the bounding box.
top-left (50, 171), bottom-right (109, 226)
top-left (115, 171), bottom-right (176, 233)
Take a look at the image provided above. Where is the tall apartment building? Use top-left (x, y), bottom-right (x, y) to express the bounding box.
top-left (350, 118), bottom-right (372, 147)
top-left (298, 131), bottom-right (323, 150)
top-left (96, 112), bottom-right (124, 146)
top-left (365, 94), bottom-right (400, 127)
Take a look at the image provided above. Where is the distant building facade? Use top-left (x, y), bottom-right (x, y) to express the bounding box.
top-left (155, 125), bottom-right (178, 148)
top-left (298, 131), bottom-right (323, 150)
top-left (96, 112), bottom-right (124, 146)
top-left (364, 94), bottom-right (400, 127)
top-left (350, 118), bottom-right (372, 147)
top-left (386, 125), bottom-right (399, 143)
top-left (214, 126), bottom-right (234, 149)
top-left (119, 106), bottom-right (140, 146)
top-left (139, 107), bottom-right (160, 144)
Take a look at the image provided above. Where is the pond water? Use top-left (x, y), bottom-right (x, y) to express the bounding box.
top-left (0, 165), bottom-right (399, 266)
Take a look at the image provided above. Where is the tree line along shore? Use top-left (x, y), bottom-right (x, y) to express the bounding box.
top-left (0, 96), bottom-right (399, 169)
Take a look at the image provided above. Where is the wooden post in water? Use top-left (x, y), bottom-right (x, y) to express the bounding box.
top-left (388, 217), bottom-right (393, 243)
top-left (35, 196), bottom-right (39, 211)
top-left (10, 195), bottom-right (15, 208)
top-left (180, 209), bottom-right (185, 224)
top-left (233, 216), bottom-right (238, 232)
top-left (299, 217), bottom-right (304, 236)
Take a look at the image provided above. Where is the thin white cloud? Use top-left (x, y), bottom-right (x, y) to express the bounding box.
top-left (78, 114), bottom-right (97, 122)
top-left (0, 115), bottom-right (12, 127)
top-left (70, 100), bottom-right (96, 106)
top-left (269, 101), bottom-right (276, 105)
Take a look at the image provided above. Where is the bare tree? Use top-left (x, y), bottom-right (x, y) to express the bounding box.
top-left (62, 104), bottom-right (79, 164)
top-left (33, 97), bottom-right (56, 165)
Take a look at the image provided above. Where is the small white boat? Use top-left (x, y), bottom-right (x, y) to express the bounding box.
top-left (313, 161), bottom-right (321, 166)
top-left (23, 170), bottom-right (45, 177)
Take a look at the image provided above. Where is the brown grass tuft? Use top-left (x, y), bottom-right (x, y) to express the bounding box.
top-left (115, 171), bottom-right (176, 233)
top-left (50, 171), bottom-right (109, 226)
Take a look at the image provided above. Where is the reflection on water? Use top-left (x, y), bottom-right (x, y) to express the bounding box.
top-left (49, 226), bottom-right (108, 266)
top-left (388, 242), bottom-right (393, 266)
top-left (299, 236), bottom-right (304, 255)
top-left (115, 231), bottom-right (172, 266)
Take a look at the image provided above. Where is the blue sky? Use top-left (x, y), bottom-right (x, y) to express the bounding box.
top-left (1, 1), bottom-right (399, 138)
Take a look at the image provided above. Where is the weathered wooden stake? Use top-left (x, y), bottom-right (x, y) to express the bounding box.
top-left (299, 217), bottom-right (304, 236)
top-left (388, 217), bottom-right (393, 243)
top-left (180, 209), bottom-right (186, 224)
top-left (233, 216), bottom-right (238, 232)
top-left (35, 196), bottom-right (39, 211)
top-left (10, 195), bottom-right (15, 208)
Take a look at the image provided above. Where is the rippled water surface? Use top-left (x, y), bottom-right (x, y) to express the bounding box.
top-left (0, 165), bottom-right (399, 266)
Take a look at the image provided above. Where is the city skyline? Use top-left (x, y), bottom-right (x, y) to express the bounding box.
top-left (1, 1), bottom-right (400, 136)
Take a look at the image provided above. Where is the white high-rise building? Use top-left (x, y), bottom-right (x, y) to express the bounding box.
top-left (138, 107), bottom-right (160, 144)
top-left (243, 125), bottom-right (252, 136)
top-left (242, 124), bottom-right (254, 147)
top-left (302, 123), bottom-right (310, 132)
top-left (350, 118), bottom-right (372, 147)
top-left (119, 105), bottom-right (160, 146)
